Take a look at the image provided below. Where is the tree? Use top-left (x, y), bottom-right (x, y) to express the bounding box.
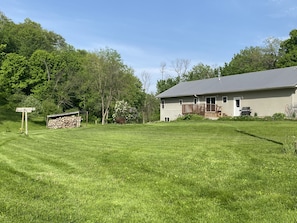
top-left (156, 76), bottom-right (180, 94)
top-left (141, 71), bottom-right (151, 123)
top-left (221, 45), bottom-right (280, 76)
top-left (116, 67), bottom-right (145, 110)
top-left (0, 44), bottom-right (6, 65)
top-left (85, 48), bottom-right (137, 125)
top-left (171, 58), bottom-right (191, 80)
top-left (28, 48), bottom-right (83, 112)
top-left (277, 29), bottom-right (297, 68)
top-left (160, 62), bottom-right (167, 80)
top-left (0, 12), bottom-right (18, 54)
top-left (0, 14), bottom-right (67, 58)
top-left (262, 37), bottom-right (281, 69)
top-left (183, 63), bottom-right (216, 81)
top-left (0, 53), bottom-right (29, 97)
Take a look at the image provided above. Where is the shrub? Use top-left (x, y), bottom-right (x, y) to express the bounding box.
top-left (112, 100), bottom-right (139, 123)
top-left (176, 114), bottom-right (204, 121)
top-left (219, 116), bottom-right (259, 121)
top-left (272, 113), bottom-right (286, 120)
top-left (20, 95), bottom-right (42, 115)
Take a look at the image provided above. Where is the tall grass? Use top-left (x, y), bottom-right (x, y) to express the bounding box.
top-left (0, 117), bottom-right (297, 222)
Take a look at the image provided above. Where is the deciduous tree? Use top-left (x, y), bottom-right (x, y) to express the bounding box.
top-left (277, 29), bottom-right (297, 68)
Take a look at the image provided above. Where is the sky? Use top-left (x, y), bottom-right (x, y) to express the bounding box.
top-left (1, 0), bottom-right (297, 92)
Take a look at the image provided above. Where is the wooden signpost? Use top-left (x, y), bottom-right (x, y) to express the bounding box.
top-left (16, 107), bottom-right (35, 135)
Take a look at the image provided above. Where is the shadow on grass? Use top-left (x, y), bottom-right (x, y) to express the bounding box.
top-left (236, 129), bottom-right (283, 145)
top-left (31, 119), bottom-right (46, 126)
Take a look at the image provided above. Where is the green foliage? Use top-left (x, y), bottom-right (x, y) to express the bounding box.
top-left (19, 95), bottom-right (42, 115)
top-left (221, 46), bottom-right (276, 76)
top-left (112, 100), bottom-right (139, 123)
top-left (4, 90), bottom-right (26, 110)
top-left (218, 115), bottom-right (258, 121)
top-left (277, 29), bottom-right (297, 67)
top-left (142, 93), bottom-right (160, 123)
top-left (83, 48), bottom-right (143, 124)
top-left (272, 113), bottom-right (286, 120)
top-left (41, 99), bottom-right (62, 118)
top-left (176, 114), bottom-right (204, 121)
top-left (156, 76), bottom-right (180, 94)
top-left (0, 53), bottom-right (30, 95)
top-left (0, 16), bottom-right (66, 57)
top-left (282, 135), bottom-right (297, 155)
top-left (183, 63), bottom-right (217, 81)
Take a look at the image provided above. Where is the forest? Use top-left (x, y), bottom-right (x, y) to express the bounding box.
top-left (1, 12), bottom-right (297, 124)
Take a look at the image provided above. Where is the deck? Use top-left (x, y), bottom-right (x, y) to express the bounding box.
top-left (182, 104), bottom-right (222, 118)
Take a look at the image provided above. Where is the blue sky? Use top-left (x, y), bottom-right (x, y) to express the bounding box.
top-left (1, 0), bottom-right (297, 92)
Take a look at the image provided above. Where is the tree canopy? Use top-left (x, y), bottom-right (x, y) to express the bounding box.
top-left (157, 33), bottom-right (296, 93)
top-left (0, 13), bottom-right (152, 124)
top-left (1, 11), bottom-right (297, 122)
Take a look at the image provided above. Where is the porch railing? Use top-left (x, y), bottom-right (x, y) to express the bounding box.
top-left (182, 104), bottom-right (222, 117)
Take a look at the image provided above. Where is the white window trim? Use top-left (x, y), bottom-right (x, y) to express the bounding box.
top-left (222, 96), bottom-right (228, 103)
top-left (161, 100), bottom-right (165, 109)
top-left (193, 97), bottom-right (199, 104)
top-left (206, 96), bottom-right (216, 112)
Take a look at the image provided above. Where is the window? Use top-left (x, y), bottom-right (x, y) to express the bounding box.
top-left (206, 97), bottom-right (216, 111)
top-left (179, 99), bottom-right (183, 105)
top-left (194, 98), bottom-right (198, 104)
top-left (161, 100), bottom-right (165, 109)
top-left (222, 96), bottom-right (228, 103)
top-left (235, 99), bottom-right (240, 108)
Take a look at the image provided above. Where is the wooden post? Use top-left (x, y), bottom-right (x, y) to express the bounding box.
top-left (21, 111), bottom-right (24, 133)
top-left (16, 107), bottom-right (35, 135)
top-left (25, 111), bottom-right (28, 135)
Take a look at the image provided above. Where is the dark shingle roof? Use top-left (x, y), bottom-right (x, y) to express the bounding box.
top-left (156, 66), bottom-right (297, 98)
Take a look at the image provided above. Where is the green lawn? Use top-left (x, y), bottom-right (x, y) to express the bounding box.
top-left (0, 117), bottom-right (297, 222)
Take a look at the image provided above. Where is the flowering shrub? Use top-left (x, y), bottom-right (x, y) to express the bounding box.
top-left (112, 100), bottom-right (138, 123)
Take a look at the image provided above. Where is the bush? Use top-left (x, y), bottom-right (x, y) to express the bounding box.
top-left (219, 116), bottom-right (259, 121)
top-left (176, 114), bottom-right (204, 121)
top-left (19, 95), bottom-right (42, 115)
top-left (112, 100), bottom-right (139, 123)
top-left (41, 99), bottom-right (62, 118)
top-left (272, 113), bottom-right (286, 120)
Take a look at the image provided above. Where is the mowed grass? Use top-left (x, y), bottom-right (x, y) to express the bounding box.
top-left (0, 117), bottom-right (297, 222)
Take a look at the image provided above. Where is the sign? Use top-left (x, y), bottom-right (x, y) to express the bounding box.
top-left (16, 107), bottom-right (36, 135)
top-left (16, 107), bottom-right (36, 113)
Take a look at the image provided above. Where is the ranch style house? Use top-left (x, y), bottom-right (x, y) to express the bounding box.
top-left (156, 66), bottom-right (297, 121)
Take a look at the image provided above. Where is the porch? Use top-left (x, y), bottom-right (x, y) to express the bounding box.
top-left (182, 104), bottom-right (222, 118)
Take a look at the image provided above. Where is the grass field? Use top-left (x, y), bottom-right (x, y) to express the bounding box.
top-left (1, 112), bottom-right (297, 222)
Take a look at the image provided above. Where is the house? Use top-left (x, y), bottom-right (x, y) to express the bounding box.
top-left (156, 66), bottom-right (297, 121)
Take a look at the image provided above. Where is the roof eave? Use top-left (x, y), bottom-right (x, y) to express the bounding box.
top-left (157, 85), bottom-right (297, 99)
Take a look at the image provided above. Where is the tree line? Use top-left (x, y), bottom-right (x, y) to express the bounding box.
top-left (157, 30), bottom-right (297, 94)
top-left (0, 13), bottom-right (159, 124)
top-left (1, 11), bottom-right (297, 124)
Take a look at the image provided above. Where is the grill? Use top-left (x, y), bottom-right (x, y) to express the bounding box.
top-left (241, 107), bottom-right (251, 116)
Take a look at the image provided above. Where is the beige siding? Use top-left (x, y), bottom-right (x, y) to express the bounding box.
top-left (218, 89), bottom-right (295, 117)
top-left (160, 88), bottom-right (297, 121)
top-left (160, 98), bottom-right (183, 121)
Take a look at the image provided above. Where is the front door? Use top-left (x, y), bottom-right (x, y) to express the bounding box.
top-left (233, 97), bottom-right (241, 116)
